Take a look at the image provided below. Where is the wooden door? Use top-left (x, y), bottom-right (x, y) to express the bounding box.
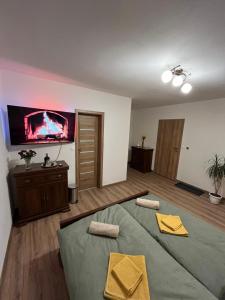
top-left (77, 113), bottom-right (102, 190)
top-left (154, 119), bottom-right (184, 180)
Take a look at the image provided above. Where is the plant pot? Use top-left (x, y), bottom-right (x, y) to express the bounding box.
top-left (209, 192), bottom-right (222, 205)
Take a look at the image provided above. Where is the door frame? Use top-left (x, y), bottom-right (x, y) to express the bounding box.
top-left (75, 109), bottom-right (104, 192)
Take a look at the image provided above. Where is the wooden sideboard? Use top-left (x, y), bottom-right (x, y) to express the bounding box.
top-left (130, 146), bottom-right (153, 173)
top-left (10, 160), bottom-right (70, 225)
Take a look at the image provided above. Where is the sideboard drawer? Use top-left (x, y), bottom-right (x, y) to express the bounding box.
top-left (16, 175), bottom-right (45, 187)
top-left (16, 172), bottom-right (67, 186)
top-left (46, 172), bottom-right (67, 182)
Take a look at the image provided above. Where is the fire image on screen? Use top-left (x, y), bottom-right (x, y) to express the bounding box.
top-left (7, 105), bottom-right (75, 145)
top-left (25, 111), bottom-right (68, 141)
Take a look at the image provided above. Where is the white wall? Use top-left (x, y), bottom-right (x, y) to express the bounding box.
top-left (130, 98), bottom-right (225, 194)
top-left (0, 71), bottom-right (12, 278)
top-left (1, 70), bottom-right (131, 186)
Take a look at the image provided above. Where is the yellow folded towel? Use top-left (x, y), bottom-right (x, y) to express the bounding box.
top-left (156, 213), bottom-right (188, 236)
top-left (112, 256), bottom-right (143, 296)
top-left (161, 215), bottom-right (182, 231)
top-left (104, 253), bottom-right (150, 300)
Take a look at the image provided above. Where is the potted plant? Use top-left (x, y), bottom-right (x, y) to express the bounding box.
top-left (18, 150), bottom-right (37, 170)
top-left (207, 154), bottom-right (224, 204)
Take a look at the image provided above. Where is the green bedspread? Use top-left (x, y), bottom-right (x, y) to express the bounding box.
top-left (58, 204), bottom-right (217, 300)
top-left (121, 195), bottom-right (225, 300)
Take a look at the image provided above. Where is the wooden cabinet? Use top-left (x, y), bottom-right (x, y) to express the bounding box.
top-left (130, 147), bottom-right (153, 173)
top-left (10, 161), bottom-right (70, 225)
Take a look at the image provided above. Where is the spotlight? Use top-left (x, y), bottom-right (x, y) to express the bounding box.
top-left (161, 70), bottom-right (173, 83)
top-left (181, 83), bottom-right (192, 94)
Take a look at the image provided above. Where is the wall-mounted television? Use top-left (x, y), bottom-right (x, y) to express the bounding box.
top-left (7, 105), bottom-right (75, 145)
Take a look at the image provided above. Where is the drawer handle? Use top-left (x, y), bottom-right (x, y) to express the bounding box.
top-left (24, 179), bottom-right (31, 183)
top-left (56, 174), bottom-right (62, 178)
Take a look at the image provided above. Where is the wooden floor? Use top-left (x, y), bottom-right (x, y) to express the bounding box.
top-left (1, 168), bottom-right (225, 300)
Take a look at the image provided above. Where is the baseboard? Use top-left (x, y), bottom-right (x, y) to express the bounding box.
top-left (103, 179), bottom-right (127, 188)
top-left (0, 225), bottom-right (13, 295)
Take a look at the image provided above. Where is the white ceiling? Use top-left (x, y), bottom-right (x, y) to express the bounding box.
top-left (0, 0), bottom-right (225, 108)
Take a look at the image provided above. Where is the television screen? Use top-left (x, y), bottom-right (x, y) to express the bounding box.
top-left (7, 105), bottom-right (75, 145)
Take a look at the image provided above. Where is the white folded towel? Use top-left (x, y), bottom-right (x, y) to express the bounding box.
top-left (136, 198), bottom-right (160, 210)
top-left (88, 221), bottom-right (119, 238)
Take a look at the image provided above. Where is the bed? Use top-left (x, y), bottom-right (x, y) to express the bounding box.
top-left (121, 194), bottom-right (225, 300)
top-left (58, 191), bottom-right (224, 300)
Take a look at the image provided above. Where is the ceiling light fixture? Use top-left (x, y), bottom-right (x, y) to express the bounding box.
top-left (161, 65), bottom-right (192, 94)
